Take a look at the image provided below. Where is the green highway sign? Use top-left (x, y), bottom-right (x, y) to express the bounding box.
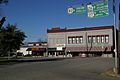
top-left (74, 5), bottom-right (86, 13)
top-left (68, 5), bottom-right (86, 14)
top-left (87, 0), bottom-right (109, 18)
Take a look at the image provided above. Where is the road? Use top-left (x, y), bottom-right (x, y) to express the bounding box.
top-left (0, 57), bottom-right (119, 80)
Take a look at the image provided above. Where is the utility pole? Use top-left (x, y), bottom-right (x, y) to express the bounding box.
top-left (113, 0), bottom-right (120, 74)
top-left (118, 2), bottom-right (120, 74)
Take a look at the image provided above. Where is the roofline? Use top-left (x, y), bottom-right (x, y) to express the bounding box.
top-left (47, 26), bottom-right (113, 33)
top-left (28, 42), bottom-right (47, 44)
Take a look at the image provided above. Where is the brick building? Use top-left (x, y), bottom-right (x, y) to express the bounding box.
top-left (47, 26), bottom-right (114, 57)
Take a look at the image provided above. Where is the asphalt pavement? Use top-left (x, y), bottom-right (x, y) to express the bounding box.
top-left (0, 57), bottom-right (120, 80)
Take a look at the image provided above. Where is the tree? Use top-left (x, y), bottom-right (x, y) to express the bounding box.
top-left (0, 24), bottom-right (26, 56)
top-left (0, 0), bottom-right (8, 5)
top-left (0, 0), bottom-right (8, 15)
top-left (0, 0), bottom-right (8, 27)
top-left (0, 17), bottom-right (6, 28)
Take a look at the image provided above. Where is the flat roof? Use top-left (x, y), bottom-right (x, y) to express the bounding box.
top-left (28, 42), bottom-right (47, 44)
top-left (47, 26), bottom-right (113, 33)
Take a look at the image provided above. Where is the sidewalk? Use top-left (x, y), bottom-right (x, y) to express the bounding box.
top-left (0, 56), bottom-right (73, 64)
top-left (102, 68), bottom-right (120, 78)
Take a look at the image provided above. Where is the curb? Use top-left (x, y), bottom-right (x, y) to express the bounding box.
top-left (102, 68), bottom-right (120, 78)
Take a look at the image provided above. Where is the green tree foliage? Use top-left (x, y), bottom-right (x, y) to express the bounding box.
top-left (0, 24), bottom-right (26, 56)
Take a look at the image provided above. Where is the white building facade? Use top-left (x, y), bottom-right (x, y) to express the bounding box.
top-left (17, 42), bottom-right (47, 56)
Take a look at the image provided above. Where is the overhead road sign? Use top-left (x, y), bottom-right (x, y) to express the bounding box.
top-left (68, 4), bottom-right (86, 14)
top-left (87, 0), bottom-right (109, 18)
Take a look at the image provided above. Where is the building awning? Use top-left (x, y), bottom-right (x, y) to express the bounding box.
top-left (26, 48), bottom-right (46, 51)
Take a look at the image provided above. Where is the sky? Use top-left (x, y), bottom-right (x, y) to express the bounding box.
top-left (0, 0), bottom-right (120, 42)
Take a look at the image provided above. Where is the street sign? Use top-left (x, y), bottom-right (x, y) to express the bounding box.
top-left (68, 5), bottom-right (86, 14)
top-left (74, 5), bottom-right (86, 13)
top-left (87, 0), bottom-right (109, 18)
top-left (68, 7), bottom-right (75, 14)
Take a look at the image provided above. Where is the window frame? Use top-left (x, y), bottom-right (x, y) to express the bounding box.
top-left (105, 35), bottom-right (109, 43)
top-left (68, 37), bottom-right (72, 44)
top-left (92, 36), bottom-right (96, 43)
top-left (88, 36), bottom-right (92, 43)
top-left (101, 35), bottom-right (104, 43)
top-left (72, 37), bottom-right (76, 44)
top-left (79, 36), bottom-right (83, 43)
top-left (96, 36), bottom-right (101, 43)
